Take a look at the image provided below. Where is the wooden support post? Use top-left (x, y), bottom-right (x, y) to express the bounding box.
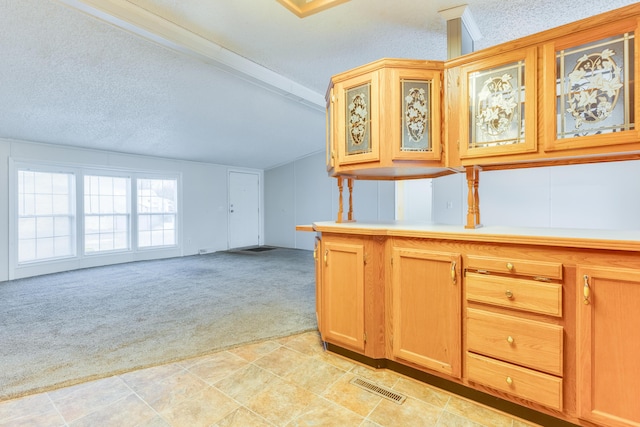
top-left (347, 178), bottom-right (354, 221)
top-left (465, 165), bottom-right (482, 229)
top-left (336, 177), bottom-right (344, 223)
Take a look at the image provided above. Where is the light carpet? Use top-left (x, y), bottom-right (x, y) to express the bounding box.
top-left (0, 248), bottom-right (316, 401)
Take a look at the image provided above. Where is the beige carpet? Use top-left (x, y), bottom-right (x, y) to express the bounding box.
top-left (0, 248), bottom-right (316, 401)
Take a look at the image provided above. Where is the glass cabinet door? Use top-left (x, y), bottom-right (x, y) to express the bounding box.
top-left (543, 20), bottom-right (639, 151)
top-left (459, 46), bottom-right (537, 159)
top-left (392, 68), bottom-right (442, 161)
top-left (335, 72), bottom-right (380, 166)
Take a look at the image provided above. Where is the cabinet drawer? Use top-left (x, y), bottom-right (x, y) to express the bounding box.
top-left (467, 352), bottom-right (563, 411)
top-left (466, 273), bottom-right (562, 317)
top-left (466, 255), bottom-right (562, 279)
top-left (466, 308), bottom-right (563, 375)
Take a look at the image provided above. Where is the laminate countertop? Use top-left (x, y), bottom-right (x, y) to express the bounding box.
top-left (300, 221), bottom-right (640, 252)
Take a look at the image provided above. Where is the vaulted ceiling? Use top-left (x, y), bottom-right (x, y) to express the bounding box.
top-left (0, 0), bottom-right (633, 169)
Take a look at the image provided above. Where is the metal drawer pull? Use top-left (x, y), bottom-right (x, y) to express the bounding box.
top-left (507, 336), bottom-right (514, 344)
top-left (506, 376), bottom-right (513, 386)
top-left (506, 262), bottom-right (514, 271)
top-left (505, 290), bottom-right (514, 299)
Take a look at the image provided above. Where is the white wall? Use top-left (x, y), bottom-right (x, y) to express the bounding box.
top-left (0, 138), bottom-right (262, 281)
top-left (265, 152), bottom-right (395, 251)
top-left (428, 160), bottom-right (640, 230)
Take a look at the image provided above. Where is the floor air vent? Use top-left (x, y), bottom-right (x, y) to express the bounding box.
top-left (350, 377), bottom-right (406, 404)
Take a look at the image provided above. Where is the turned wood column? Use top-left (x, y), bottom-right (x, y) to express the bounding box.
top-left (465, 165), bottom-right (481, 229)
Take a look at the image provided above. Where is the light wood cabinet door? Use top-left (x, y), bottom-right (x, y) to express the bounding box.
top-left (577, 266), bottom-right (640, 427)
top-left (314, 237), bottom-right (323, 340)
top-left (321, 238), bottom-right (365, 352)
top-left (390, 246), bottom-right (461, 377)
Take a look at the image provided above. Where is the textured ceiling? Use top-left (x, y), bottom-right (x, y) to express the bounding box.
top-left (0, 0), bottom-right (634, 169)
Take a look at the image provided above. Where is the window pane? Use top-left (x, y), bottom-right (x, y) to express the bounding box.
top-left (113, 196), bottom-right (127, 214)
top-left (21, 194), bottom-right (35, 216)
top-left (100, 235), bottom-right (114, 251)
top-left (37, 217), bottom-right (54, 238)
top-left (19, 218), bottom-right (36, 239)
top-left (139, 214), bottom-right (151, 231)
top-left (99, 195), bottom-right (113, 214)
top-left (83, 175), bottom-right (130, 254)
top-left (99, 215), bottom-right (114, 233)
top-left (52, 195), bottom-right (69, 215)
top-left (163, 230), bottom-right (175, 246)
top-left (54, 217), bottom-right (71, 237)
top-left (138, 230), bottom-right (151, 247)
top-left (85, 234), bottom-right (100, 253)
top-left (51, 174), bottom-right (69, 195)
top-left (114, 232), bottom-right (128, 250)
top-left (37, 237), bottom-right (55, 259)
top-left (54, 236), bottom-right (72, 256)
top-left (19, 239), bottom-right (36, 262)
top-left (113, 178), bottom-right (127, 196)
top-left (136, 178), bottom-right (178, 249)
top-left (35, 194), bottom-right (52, 215)
top-left (17, 169), bottom-right (76, 263)
top-left (34, 172), bottom-right (52, 194)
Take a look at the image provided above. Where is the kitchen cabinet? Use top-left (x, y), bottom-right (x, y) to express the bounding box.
top-left (576, 266), bottom-right (640, 427)
top-left (319, 235), bottom-right (366, 352)
top-left (542, 19), bottom-right (640, 155)
top-left (327, 58), bottom-right (450, 179)
top-left (465, 254), bottom-right (564, 411)
top-left (458, 46), bottom-right (537, 162)
top-left (390, 241), bottom-right (461, 377)
top-left (317, 233), bottom-right (385, 358)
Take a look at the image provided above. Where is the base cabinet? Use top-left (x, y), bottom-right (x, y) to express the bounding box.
top-left (320, 236), bottom-right (366, 353)
top-left (577, 266), bottom-right (640, 427)
top-left (390, 244), bottom-right (461, 377)
top-left (312, 225), bottom-right (640, 427)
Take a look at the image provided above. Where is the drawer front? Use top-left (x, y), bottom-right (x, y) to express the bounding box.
top-left (466, 255), bottom-right (562, 279)
top-left (466, 308), bottom-right (563, 375)
top-left (466, 273), bottom-right (562, 317)
top-left (467, 352), bottom-right (563, 411)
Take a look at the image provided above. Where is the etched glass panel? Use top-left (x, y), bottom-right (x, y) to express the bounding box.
top-left (345, 83), bottom-right (371, 155)
top-left (469, 60), bottom-right (525, 149)
top-left (556, 33), bottom-right (635, 139)
top-left (401, 80), bottom-right (431, 151)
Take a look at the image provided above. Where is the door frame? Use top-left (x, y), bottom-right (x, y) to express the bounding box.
top-left (227, 169), bottom-right (263, 249)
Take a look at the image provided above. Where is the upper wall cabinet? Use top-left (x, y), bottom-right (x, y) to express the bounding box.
top-left (326, 59), bottom-right (451, 180)
top-left (459, 47), bottom-right (537, 161)
top-left (542, 18), bottom-right (640, 154)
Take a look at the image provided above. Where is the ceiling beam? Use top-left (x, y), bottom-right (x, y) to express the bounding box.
top-left (54, 0), bottom-right (326, 111)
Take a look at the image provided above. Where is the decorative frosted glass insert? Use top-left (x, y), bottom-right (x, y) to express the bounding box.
top-left (346, 83), bottom-right (371, 155)
top-left (401, 80), bottom-right (431, 151)
top-left (556, 33), bottom-right (635, 139)
top-left (469, 60), bottom-right (525, 148)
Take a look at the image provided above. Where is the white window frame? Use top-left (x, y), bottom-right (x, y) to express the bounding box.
top-left (135, 175), bottom-right (179, 250)
top-left (10, 161), bottom-right (78, 268)
top-left (9, 159), bottom-right (182, 279)
top-left (83, 171), bottom-right (132, 255)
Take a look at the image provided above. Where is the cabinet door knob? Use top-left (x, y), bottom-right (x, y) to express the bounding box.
top-left (505, 290), bottom-right (514, 299)
top-left (506, 376), bottom-right (513, 386)
top-left (507, 336), bottom-right (514, 344)
top-left (506, 262), bottom-right (514, 271)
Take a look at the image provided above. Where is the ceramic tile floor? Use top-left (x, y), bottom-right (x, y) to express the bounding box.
top-left (0, 331), bottom-right (541, 427)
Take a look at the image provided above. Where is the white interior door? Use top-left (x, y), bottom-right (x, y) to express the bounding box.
top-left (228, 171), bottom-right (260, 249)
